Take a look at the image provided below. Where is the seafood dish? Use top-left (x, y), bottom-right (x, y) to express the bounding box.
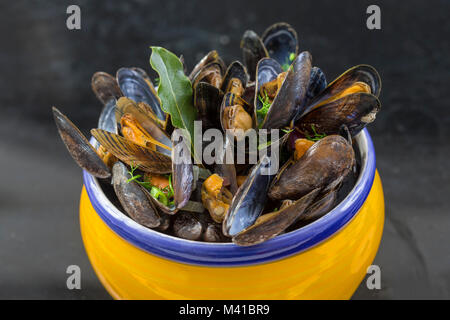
top-left (53, 22), bottom-right (381, 246)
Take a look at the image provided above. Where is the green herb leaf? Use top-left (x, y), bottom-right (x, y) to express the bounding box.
top-left (282, 53), bottom-right (296, 71)
top-left (256, 90), bottom-right (272, 128)
top-left (127, 162), bottom-right (152, 189)
top-left (168, 173), bottom-right (174, 195)
top-left (305, 124), bottom-right (327, 142)
top-left (150, 186), bottom-right (168, 206)
top-left (149, 47), bottom-right (197, 144)
top-left (281, 128), bottom-right (293, 134)
top-left (127, 162), bottom-right (175, 206)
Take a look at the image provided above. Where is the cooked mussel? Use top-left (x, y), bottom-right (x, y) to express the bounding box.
top-left (233, 188), bottom-right (320, 246)
top-left (296, 92), bottom-right (381, 137)
top-left (223, 155), bottom-right (275, 236)
top-left (261, 22), bottom-right (298, 71)
top-left (95, 101), bottom-right (199, 215)
top-left (293, 138), bottom-right (315, 160)
top-left (193, 57), bottom-right (245, 131)
top-left (115, 97), bottom-right (172, 156)
top-left (189, 50), bottom-right (226, 82)
top-left (268, 135), bottom-right (355, 201)
top-left (214, 133), bottom-right (238, 195)
top-left (220, 70), bottom-right (254, 141)
top-left (203, 222), bottom-right (228, 242)
top-left (98, 99), bottom-right (118, 134)
top-left (196, 60), bottom-right (252, 138)
top-left (194, 82), bottom-right (223, 129)
top-left (116, 67), bottom-right (168, 129)
top-left (91, 128), bottom-right (172, 174)
top-left (91, 71), bottom-right (121, 135)
top-left (112, 161), bottom-right (161, 228)
top-left (241, 30), bottom-right (268, 81)
top-left (255, 51), bottom-right (312, 129)
top-left (295, 189), bottom-right (338, 225)
top-left (201, 174), bottom-right (233, 223)
top-left (300, 65), bottom-right (381, 116)
top-left (173, 211), bottom-right (203, 240)
top-left (155, 212), bottom-right (172, 232)
top-left (91, 71), bottom-right (123, 106)
top-left (171, 131), bottom-right (194, 209)
top-left (220, 95), bottom-right (253, 139)
top-left (241, 22), bottom-right (299, 80)
top-left (220, 61), bottom-right (248, 93)
top-left (191, 61), bottom-right (224, 89)
top-left (304, 67), bottom-right (327, 106)
top-left (139, 130), bottom-right (198, 215)
top-left (52, 107), bottom-right (111, 178)
top-left (293, 65), bottom-right (382, 137)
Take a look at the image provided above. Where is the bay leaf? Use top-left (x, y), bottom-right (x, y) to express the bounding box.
top-left (149, 47), bottom-right (197, 142)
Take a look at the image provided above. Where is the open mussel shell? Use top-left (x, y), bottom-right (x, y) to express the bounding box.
top-left (241, 30), bottom-right (269, 81)
top-left (194, 82), bottom-right (223, 129)
top-left (115, 97), bottom-right (172, 156)
top-left (191, 61), bottom-right (224, 89)
top-left (188, 50), bottom-right (226, 81)
top-left (253, 58), bottom-right (282, 126)
top-left (91, 128), bottom-right (172, 174)
top-left (219, 92), bottom-right (254, 132)
top-left (297, 92), bottom-right (381, 137)
top-left (112, 161), bottom-right (161, 228)
top-left (261, 22), bottom-right (299, 69)
top-left (220, 61), bottom-right (248, 93)
top-left (223, 155), bottom-right (275, 237)
top-left (268, 135), bottom-right (354, 201)
top-left (98, 99), bottom-right (118, 134)
top-left (303, 64), bottom-right (381, 116)
top-left (255, 58), bottom-right (283, 93)
top-left (171, 131), bottom-right (194, 209)
top-left (260, 51), bottom-right (312, 129)
top-left (129, 67), bottom-right (152, 83)
top-left (91, 72), bottom-right (123, 105)
top-left (305, 67), bottom-right (327, 106)
top-left (116, 67), bottom-right (167, 127)
top-left (214, 133), bottom-right (238, 195)
top-left (144, 131), bottom-right (195, 215)
top-left (295, 189), bottom-right (337, 226)
top-left (52, 107), bottom-right (111, 178)
top-left (233, 188), bottom-right (320, 246)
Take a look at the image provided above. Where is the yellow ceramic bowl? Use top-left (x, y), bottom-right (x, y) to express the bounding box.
top-left (80, 129), bottom-right (384, 299)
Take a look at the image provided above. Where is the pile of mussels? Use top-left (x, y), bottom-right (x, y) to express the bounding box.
top-left (53, 23), bottom-right (381, 246)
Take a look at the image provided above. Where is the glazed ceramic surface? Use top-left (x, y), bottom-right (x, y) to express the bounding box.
top-left (80, 128), bottom-right (384, 299)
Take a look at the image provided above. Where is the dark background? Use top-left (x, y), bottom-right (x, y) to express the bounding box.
top-left (0, 0), bottom-right (449, 299)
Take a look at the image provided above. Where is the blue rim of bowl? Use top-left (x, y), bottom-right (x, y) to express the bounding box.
top-left (83, 128), bottom-right (376, 267)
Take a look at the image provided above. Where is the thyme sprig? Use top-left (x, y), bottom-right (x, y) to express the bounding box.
top-left (127, 162), bottom-right (152, 189)
top-left (257, 90), bottom-right (272, 128)
top-left (305, 124), bottom-right (327, 142)
top-left (127, 162), bottom-right (174, 206)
